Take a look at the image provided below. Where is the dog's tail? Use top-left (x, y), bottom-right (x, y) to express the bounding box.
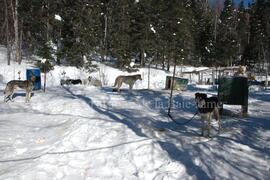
top-left (113, 77), bottom-right (119, 87)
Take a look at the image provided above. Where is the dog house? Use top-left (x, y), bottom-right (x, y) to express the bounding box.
top-left (165, 76), bottom-right (188, 91)
top-left (218, 76), bottom-right (248, 115)
top-left (26, 69), bottom-right (41, 90)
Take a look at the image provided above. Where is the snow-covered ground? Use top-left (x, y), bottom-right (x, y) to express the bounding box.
top-left (0, 46), bottom-right (269, 180)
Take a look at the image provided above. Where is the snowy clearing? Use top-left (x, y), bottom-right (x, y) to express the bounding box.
top-left (0, 47), bottom-right (269, 180)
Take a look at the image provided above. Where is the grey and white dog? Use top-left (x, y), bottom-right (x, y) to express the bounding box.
top-left (4, 73), bottom-right (36, 103)
top-left (82, 76), bottom-right (102, 87)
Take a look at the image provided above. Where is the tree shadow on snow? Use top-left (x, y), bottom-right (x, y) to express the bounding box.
top-left (100, 87), bottom-right (201, 133)
top-left (61, 86), bottom-right (216, 179)
top-left (63, 86), bottom-right (148, 137)
top-left (249, 88), bottom-right (270, 103)
top-left (62, 86), bottom-right (269, 180)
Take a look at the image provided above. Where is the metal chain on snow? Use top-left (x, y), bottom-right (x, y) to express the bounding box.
top-left (167, 110), bottom-right (198, 125)
top-left (166, 51), bottom-right (198, 126)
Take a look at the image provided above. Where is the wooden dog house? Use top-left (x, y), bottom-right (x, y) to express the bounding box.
top-left (218, 76), bottom-right (249, 116)
top-left (165, 76), bottom-right (188, 91)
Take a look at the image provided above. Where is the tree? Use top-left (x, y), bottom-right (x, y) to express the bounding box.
top-left (246, 0), bottom-right (270, 67)
top-left (108, 0), bottom-right (134, 70)
top-left (191, 0), bottom-right (216, 66)
top-left (36, 60), bottom-right (54, 92)
top-left (3, 0), bottom-right (11, 65)
top-left (11, 0), bottom-right (21, 64)
top-left (129, 0), bottom-right (157, 67)
top-left (216, 0), bottom-right (238, 66)
top-left (236, 0), bottom-right (250, 65)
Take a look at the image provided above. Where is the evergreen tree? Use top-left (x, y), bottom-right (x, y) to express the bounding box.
top-left (216, 0), bottom-right (238, 66)
top-left (19, 0), bottom-right (58, 61)
top-left (108, 0), bottom-right (134, 70)
top-left (236, 0), bottom-right (250, 65)
top-left (129, 0), bottom-right (155, 67)
top-left (151, 0), bottom-right (195, 70)
top-left (246, 0), bottom-right (270, 66)
top-left (9, 0), bottom-right (268, 70)
top-left (191, 0), bottom-right (216, 66)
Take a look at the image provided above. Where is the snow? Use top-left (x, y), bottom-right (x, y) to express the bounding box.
top-left (55, 15), bottom-right (62, 21)
top-left (0, 46), bottom-right (269, 180)
top-left (205, 46), bottom-right (210, 53)
top-left (150, 24), bottom-right (156, 34)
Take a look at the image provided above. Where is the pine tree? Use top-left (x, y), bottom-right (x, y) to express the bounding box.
top-left (108, 0), bottom-right (134, 70)
top-left (19, 0), bottom-right (58, 62)
top-left (236, 0), bottom-right (250, 65)
top-left (129, 0), bottom-right (155, 67)
top-left (191, 0), bottom-right (216, 66)
top-left (151, 0), bottom-right (196, 70)
top-left (216, 0), bottom-right (238, 66)
top-left (247, 0), bottom-right (270, 66)
top-left (57, 0), bottom-right (103, 67)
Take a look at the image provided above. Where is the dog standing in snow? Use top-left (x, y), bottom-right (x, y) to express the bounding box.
top-left (4, 73), bottom-right (36, 103)
top-left (234, 65), bottom-right (247, 76)
top-left (113, 74), bottom-right (142, 93)
top-left (195, 93), bottom-right (221, 137)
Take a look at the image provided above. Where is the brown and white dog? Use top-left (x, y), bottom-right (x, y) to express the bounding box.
top-left (195, 93), bottom-right (221, 137)
top-left (234, 65), bottom-right (247, 76)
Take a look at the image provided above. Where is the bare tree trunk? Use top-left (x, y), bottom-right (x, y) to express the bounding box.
top-left (167, 52), bottom-right (172, 71)
top-left (261, 43), bottom-right (269, 87)
top-left (162, 53), bottom-right (165, 70)
top-left (11, 0), bottom-right (21, 64)
top-left (4, 0), bottom-right (11, 65)
top-left (44, 72), bottom-right (47, 92)
top-left (168, 54), bottom-right (177, 115)
top-left (103, 14), bottom-right (108, 61)
top-left (141, 49), bottom-right (145, 67)
top-left (19, 19), bottom-right (23, 60)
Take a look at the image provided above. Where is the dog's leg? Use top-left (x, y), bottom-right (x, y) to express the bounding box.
top-left (25, 88), bottom-right (31, 103)
top-left (9, 88), bottom-right (15, 102)
top-left (25, 92), bottom-right (29, 103)
top-left (217, 112), bottom-right (221, 133)
top-left (117, 82), bottom-right (122, 93)
top-left (4, 95), bottom-right (7, 102)
top-left (214, 107), bottom-right (221, 133)
top-left (201, 115), bottom-right (205, 136)
top-left (207, 113), bottom-right (211, 138)
top-left (27, 89), bottom-right (33, 103)
top-left (10, 94), bottom-right (14, 102)
top-left (128, 84), bottom-right (133, 94)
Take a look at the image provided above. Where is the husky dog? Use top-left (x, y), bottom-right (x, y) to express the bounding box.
top-left (60, 79), bottom-right (70, 86)
top-left (82, 77), bottom-right (91, 86)
top-left (113, 74), bottom-right (142, 93)
top-left (195, 93), bottom-right (221, 137)
top-left (4, 73), bottom-right (36, 103)
top-left (61, 79), bottom-right (82, 85)
top-left (70, 79), bottom-right (82, 85)
top-left (82, 76), bottom-right (102, 87)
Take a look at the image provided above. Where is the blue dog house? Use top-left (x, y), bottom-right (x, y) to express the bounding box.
top-left (26, 69), bottom-right (41, 90)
